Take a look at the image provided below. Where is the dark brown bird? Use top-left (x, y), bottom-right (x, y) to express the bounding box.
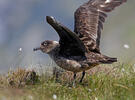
top-left (34, 0), bottom-right (127, 83)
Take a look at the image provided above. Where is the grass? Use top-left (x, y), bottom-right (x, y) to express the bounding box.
top-left (0, 63), bottom-right (135, 100)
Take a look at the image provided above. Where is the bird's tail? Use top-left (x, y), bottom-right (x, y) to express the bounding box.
top-left (99, 55), bottom-right (117, 64)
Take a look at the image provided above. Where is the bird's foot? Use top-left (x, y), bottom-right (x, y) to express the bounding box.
top-left (79, 79), bottom-right (83, 83)
top-left (72, 73), bottom-right (77, 88)
top-left (79, 71), bottom-right (85, 83)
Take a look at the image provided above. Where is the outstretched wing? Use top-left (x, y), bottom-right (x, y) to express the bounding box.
top-left (74, 0), bottom-right (127, 53)
top-left (46, 16), bottom-right (86, 57)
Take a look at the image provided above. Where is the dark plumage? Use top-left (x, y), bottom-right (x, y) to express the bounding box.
top-left (34, 0), bottom-right (127, 83)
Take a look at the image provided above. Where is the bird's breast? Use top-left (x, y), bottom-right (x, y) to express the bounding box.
top-left (52, 57), bottom-right (97, 73)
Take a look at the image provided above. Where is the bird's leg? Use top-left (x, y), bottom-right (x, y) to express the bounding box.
top-left (73, 73), bottom-right (76, 87)
top-left (79, 71), bottom-right (85, 83)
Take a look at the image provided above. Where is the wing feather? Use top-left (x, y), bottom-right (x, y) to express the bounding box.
top-left (46, 16), bottom-right (86, 57)
top-left (74, 0), bottom-right (127, 53)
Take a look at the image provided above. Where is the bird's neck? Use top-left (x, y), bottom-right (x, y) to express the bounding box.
top-left (48, 45), bottom-right (60, 59)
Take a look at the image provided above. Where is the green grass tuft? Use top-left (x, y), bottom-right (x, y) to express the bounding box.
top-left (0, 64), bottom-right (135, 100)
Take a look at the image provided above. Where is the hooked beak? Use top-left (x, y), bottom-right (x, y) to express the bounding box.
top-left (33, 47), bottom-right (41, 51)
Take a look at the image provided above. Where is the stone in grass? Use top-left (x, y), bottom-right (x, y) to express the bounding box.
top-left (7, 68), bottom-right (39, 87)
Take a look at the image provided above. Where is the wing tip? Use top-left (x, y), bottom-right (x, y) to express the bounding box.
top-left (46, 16), bottom-right (56, 24)
top-left (100, 57), bottom-right (117, 64)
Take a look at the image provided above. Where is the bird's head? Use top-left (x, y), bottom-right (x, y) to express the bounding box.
top-left (33, 40), bottom-right (59, 54)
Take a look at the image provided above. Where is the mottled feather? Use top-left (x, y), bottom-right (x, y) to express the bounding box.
top-left (74, 0), bottom-right (127, 53)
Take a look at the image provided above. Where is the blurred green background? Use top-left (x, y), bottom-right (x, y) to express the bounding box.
top-left (0, 0), bottom-right (135, 73)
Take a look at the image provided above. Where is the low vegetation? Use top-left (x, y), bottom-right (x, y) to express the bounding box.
top-left (0, 63), bottom-right (135, 100)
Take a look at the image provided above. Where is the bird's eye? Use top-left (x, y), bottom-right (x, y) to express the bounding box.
top-left (42, 41), bottom-right (48, 46)
top-left (43, 42), bottom-right (47, 46)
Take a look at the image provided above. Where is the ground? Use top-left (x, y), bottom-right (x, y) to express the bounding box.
top-left (0, 63), bottom-right (135, 100)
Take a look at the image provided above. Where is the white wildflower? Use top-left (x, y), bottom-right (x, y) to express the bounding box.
top-left (53, 94), bottom-right (57, 100)
top-left (18, 48), bottom-right (22, 52)
top-left (95, 97), bottom-right (98, 100)
top-left (88, 89), bottom-right (92, 92)
top-left (68, 87), bottom-right (72, 89)
top-left (121, 68), bottom-right (125, 72)
top-left (123, 44), bottom-right (130, 49)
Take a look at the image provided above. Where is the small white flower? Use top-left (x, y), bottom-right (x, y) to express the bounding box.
top-left (53, 94), bottom-right (57, 100)
top-left (88, 89), bottom-right (92, 92)
top-left (95, 97), bottom-right (98, 100)
top-left (121, 68), bottom-right (125, 72)
top-left (123, 44), bottom-right (130, 49)
top-left (19, 48), bottom-right (22, 52)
